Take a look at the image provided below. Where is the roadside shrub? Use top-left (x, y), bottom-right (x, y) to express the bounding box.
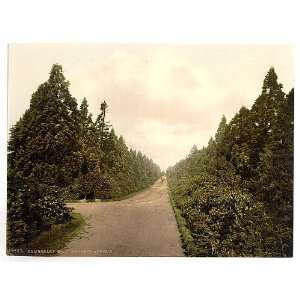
top-left (182, 182), bottom-right (274, 256)
top-left (7, 182), bottom-right (71, 247)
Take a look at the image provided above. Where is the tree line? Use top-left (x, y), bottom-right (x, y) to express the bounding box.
top-left (7, 64), bottom-right (161, 247)
top-left (167, 67), bottom-right (293, 257)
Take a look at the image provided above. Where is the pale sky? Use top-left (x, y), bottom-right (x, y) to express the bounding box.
top-left (8, 44), bottom-right (294, 170)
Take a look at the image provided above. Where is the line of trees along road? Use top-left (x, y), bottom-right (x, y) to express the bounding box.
top-left (167, 67), bottom-right (293, 257)
top-left (7, 64), bottom-right (161, 247)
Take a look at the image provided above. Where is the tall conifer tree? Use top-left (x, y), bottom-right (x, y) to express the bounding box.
top-left (8, 64), bottom-right (82, 246)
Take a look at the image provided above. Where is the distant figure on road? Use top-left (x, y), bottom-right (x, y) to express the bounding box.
top-left (161, 176), bottom-right (164, 183)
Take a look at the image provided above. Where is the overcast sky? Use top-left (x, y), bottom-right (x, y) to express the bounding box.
top-left (8, 44), bottom-right (294, 170)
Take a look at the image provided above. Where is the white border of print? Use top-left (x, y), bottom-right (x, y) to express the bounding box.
top-left (0, 1), bottom-right (299, 300)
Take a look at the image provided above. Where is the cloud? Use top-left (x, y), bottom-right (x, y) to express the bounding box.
top-left (8, 44), bottom-right (294, 170)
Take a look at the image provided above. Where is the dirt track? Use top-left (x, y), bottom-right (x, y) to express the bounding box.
top-left (59, 179), bottom-right (183, 256)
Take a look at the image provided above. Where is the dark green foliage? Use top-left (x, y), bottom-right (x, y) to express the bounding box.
top-left (167, 67), bottom-right (293, 257)
top-left (256, 88), bottom-right (294, 256)
top-left (8, 64), bottom-right (80, 247)
top-left (7, 64), bottom-right (161, 247)
top-left (75, 98), bottom-right (161, 200)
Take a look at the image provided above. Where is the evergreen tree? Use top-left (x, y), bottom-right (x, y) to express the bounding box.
top-left (6, 63), bottom-right (162, 247)
top-left (95, 100), bottom-right (110, 148)
top-left (250, 67), bottom-right (286, 172)
top-left (257, 88), bottom-right (294, 256)
top-left (215, 115), bottom-right (227, 149)
top-left (221, 107), bottom-right (255, 187)
top-left (7, 64), bottom-right (81, 246)
top-left (167, 67), bottom-right (293, 257)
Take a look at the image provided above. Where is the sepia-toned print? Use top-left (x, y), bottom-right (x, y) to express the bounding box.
top-left (7, 44), bottom-right (294, 257)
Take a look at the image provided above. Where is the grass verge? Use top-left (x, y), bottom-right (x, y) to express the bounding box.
top-left (12, 212), bottom-right (86, 256)
top-left (168, 189), bottom-right (196, 257)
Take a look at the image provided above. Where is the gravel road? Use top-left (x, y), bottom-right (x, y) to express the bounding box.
top-left (59, 179), bottom-right (183, 256)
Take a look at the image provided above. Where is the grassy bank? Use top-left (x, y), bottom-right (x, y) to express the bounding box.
top-left (168, 189), bottom-right (197, 257)
top-left (8, 212), bottom-right (86, 256)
